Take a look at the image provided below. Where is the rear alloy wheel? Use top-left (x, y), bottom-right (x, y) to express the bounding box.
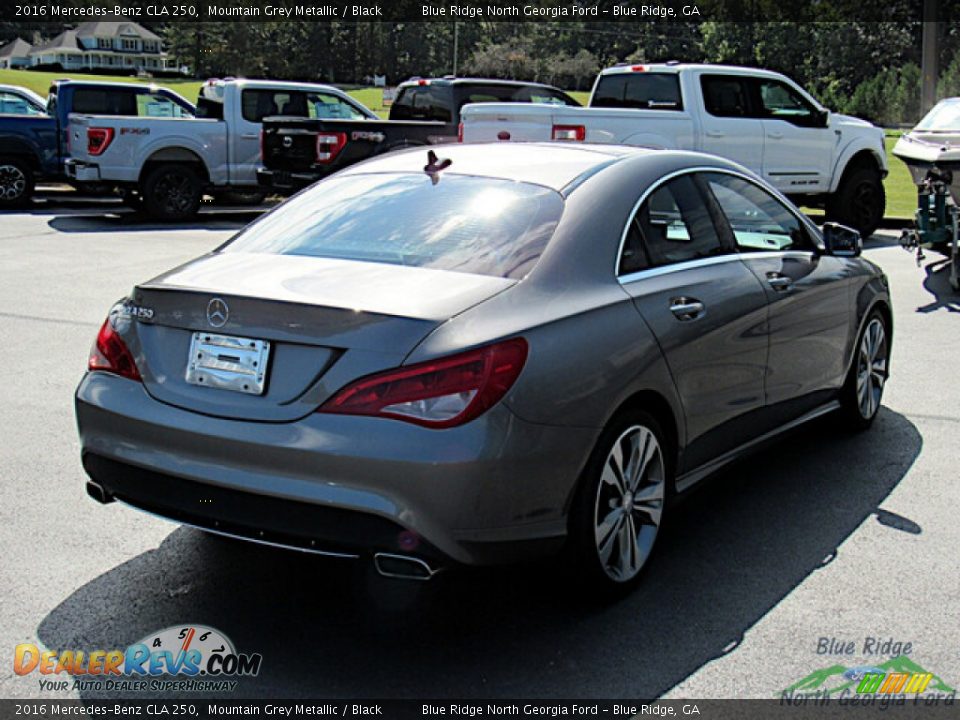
top-left (0, 159), bottom-right (34, 208)
top-left (826, 166), bottom-right (885, 239)
top-left (142, 164), bottom-right (202, 221)
top-left (570, 411), bottom-right (669, 592)
top-left (840, 311), bottom-right (889, 429)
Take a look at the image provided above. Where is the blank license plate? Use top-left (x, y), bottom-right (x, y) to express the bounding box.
top-left (185, 332), bottom-right (270, 395)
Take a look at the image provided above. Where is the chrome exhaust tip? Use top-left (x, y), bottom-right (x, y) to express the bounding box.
top-left (86, 481), bottom-right (114, 504)
top-left (373, 552), bottom-right (441, 581)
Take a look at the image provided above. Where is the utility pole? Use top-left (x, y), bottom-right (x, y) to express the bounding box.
top-left (921, 0), bottom-right (940, 115)
top-left (452, 22), bottom-right (459, 77)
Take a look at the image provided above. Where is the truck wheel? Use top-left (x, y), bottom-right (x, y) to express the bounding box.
top-left (826, 166), bottom-right (885, 239)
top-left (142, 164), bottom-right (202, 221)
top-left (0, 158), bottom-right (34, 208)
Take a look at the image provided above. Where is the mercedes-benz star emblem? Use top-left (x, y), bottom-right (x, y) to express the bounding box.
top-left (206, 298), bottom-right (229, 328)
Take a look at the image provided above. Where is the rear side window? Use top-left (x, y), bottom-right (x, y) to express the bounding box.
top-left (703, 173), bottom-right (813, 252)
top-left (701, 76), bottom-right (751, 118)
top-left (225, 173), bottom-right (564, 279)
top-left (72, 89), bottom-right (137, 115)
top-left (620, 175), bottom-right (726, 274)
top-left (136, 93), bottom-right (193, 118)
top-left (308, 92), bottom-right (368, 120)
top-left (591, 73), bottom-right (682, 110)
top-left (242, 89), bottom-right (307, 121)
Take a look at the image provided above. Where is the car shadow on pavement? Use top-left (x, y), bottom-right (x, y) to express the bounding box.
top-left (918, 257), bottom-right (960, 313)
top-left (46, 211), bottom-right (262, 234)
top-left (37, 408), bottom-right (921, 699)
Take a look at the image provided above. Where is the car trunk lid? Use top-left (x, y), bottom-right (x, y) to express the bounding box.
top-left (125, 252), bottom-right (514, 422)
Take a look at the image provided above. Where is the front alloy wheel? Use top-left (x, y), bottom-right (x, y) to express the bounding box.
top-left (592, 423), bottom-right (666, 583)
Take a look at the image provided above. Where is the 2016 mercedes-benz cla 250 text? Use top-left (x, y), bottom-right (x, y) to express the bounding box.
top-left (76, 143), bottom-right (891, 591)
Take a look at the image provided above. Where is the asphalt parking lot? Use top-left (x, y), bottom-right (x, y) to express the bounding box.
top-left (1, 194), bottom-right (958, 700)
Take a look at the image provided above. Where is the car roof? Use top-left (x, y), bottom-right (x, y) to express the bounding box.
top-left (600, 63), bottom-right (790, 81)
top-left (208, 78), bottom-right (341, 93)
top-left (339, 142), bottom-right (682, 192)
top-left (398, 77), bottom-right (565, 91)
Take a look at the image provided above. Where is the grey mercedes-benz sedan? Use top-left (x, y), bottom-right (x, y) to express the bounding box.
top-left (76, 143), bottom-right (891, 591)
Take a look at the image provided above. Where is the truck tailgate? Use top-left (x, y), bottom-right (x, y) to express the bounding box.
top-left (460, 102), bottom-right (696, 150)
top-left (460, 103), bottom-right (562, 143)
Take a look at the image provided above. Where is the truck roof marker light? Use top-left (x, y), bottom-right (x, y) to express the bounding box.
top-left (424, 150), bottom-right (452, 184)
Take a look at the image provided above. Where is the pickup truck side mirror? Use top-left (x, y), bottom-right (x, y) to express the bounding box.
top-left (822, 221), bottom-right (861, 257)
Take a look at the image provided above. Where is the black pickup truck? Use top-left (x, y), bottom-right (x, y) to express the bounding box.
top-left (257, 77), bottom-right (579, 192)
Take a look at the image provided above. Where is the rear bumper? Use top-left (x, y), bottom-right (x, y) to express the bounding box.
top-left (64, 159), bottom-right (100, 183)
top-left (256, 167), bottom-right (320, 192)
top-left (75, 372), bottom-right (596, 566)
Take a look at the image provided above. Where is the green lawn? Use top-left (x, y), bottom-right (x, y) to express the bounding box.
top-left (0, 67), bottom-right (204, 103)
top-left (0, 69), bottom-right (918, 218)
top-left (883, 130), bottom-right (915, 219)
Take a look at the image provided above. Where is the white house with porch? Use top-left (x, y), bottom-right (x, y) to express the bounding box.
top-left (27, 19), bottom-right (170, 73)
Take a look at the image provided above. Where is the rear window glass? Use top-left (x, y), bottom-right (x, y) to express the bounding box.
top-left (389, 87), bottom-right (452, 122)
top-left (224, 173), bottom-right (564, 279)
top-left (72, 89), bottom-right (137, 115)
top-left (591, 73), bottom-right (682, 110)
top-left (455, 84), bottom-right (579, 110)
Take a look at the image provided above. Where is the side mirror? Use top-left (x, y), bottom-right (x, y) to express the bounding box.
top-left (822, 222), bottom-right (862, 257)
top-left (817, 109), bottom-right (830, 128)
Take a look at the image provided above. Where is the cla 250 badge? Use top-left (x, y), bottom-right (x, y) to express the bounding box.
top-left (121, 300), bottom-right (155, 321)
top-left (13, 624), bottom-right (262, 677)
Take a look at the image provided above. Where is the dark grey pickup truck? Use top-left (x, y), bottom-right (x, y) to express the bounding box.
top-left (257, 77), bottom-right (579, 192)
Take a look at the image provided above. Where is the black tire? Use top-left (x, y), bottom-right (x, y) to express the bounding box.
top-left (838, 309), bottom-right (889, 430)
top-left (826, 166), bottom-right (885, 239)
top-left (0, 157), bottom-right (34, 208)
top-left (141, 164), bottom-right (202, 221)
top-left (567, 409), bottom-right (671, 596)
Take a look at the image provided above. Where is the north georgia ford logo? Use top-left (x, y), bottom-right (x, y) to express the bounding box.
top-left (14, 624), bottom-right (262, 680)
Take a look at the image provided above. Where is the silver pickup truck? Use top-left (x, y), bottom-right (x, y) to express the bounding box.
top-left (66, 78), bottom-right (376, 220)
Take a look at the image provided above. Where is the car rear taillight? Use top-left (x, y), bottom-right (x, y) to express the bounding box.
top-left (87, 127), bottom-right (114, 156)
top-left (88, 317), bottom-right (141, 381)
top-left (319, 338), bottom-right (528, 428)
top-left (551, 124), bottom-right (585, 142)
top-left (457, 122), bottom-right (464, 143)
top-left (316, 132), bottom-right (347, 163)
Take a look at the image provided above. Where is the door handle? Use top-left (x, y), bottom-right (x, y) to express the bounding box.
top-left (767, 131), bottom-right (784, 139)
top-left (705, 131), bottom-right (724, 138)
top-left (241, 133), bottom-right (259, 139)
top-left (669, 297), bottom-right (705, 320)
top-left (766, 272), bottom-right (793, 291)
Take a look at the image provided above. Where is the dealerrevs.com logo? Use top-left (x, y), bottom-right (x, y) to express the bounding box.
top-left (14, 625), bottom-right (262, 693)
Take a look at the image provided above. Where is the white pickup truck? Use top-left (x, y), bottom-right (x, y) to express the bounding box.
top-left (66, 78), bottom-right (376, 220)
top-left (461, 63), bottom-right (888, 236)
